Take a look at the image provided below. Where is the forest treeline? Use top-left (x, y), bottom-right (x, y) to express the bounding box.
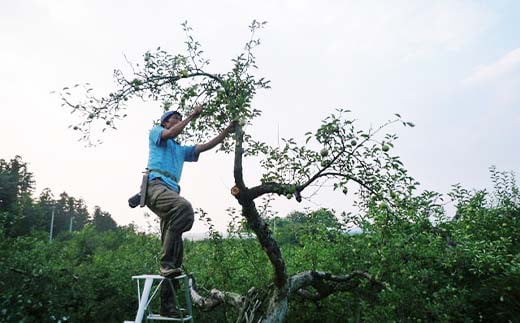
top-left (0, 155), bottom-right (518, 322)
top-left (0, 156), bottom-right (118, 238)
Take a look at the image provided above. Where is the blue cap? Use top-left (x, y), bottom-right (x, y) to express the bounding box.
top-left (160, 111), bottom-right (182, 123)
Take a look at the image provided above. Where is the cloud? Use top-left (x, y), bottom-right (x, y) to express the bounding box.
top-left (329, 0), bottom-right (495, 62)
top-left (463, 48), bottom-right (520, 85)
top-left (462, 48), bottom-right (520, 106)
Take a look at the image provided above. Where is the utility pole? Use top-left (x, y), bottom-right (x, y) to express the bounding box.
top-left (49, 206), bottom-right (55, 242)
top-left (69, 216), bottom-right (73, 232)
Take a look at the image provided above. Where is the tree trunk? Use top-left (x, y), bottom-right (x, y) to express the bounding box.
top-left (235, 285), bottom-right (288, 323)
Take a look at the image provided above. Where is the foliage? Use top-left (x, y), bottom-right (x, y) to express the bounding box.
top-left (0, 155), bottom-right (35, 237)
top-left (1, 168), bottom-right (518, 322)
top-left (0, 226), bottom-right (158, 322)
top-left (92, 206), bottom-right (118, 232)
top-left (0, 156), bottom-right (118, 239)
top-left (58, 21), bottom-right (269, 148)
top-left (276, 172), bottom-right (519, 322)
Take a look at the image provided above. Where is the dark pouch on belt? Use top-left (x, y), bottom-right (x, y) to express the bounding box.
top-left (139, 170), bottom-right (149, 207)
top-left (128, 170), bottom-right (149, 208)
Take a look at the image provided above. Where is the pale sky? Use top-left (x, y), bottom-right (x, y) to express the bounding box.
top-left (1, 0), bottom-right (519, 234)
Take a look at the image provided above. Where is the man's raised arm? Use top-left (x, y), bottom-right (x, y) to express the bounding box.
top-left (161, 105), bottom-right (203, 140)
top-left (195, 121), bottom-right (237, 154)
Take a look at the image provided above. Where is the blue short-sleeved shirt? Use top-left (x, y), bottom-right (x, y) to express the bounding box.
top-left (147, 125), bottom-right (199, 192)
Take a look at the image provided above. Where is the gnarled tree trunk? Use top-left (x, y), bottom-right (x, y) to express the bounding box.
top-left (187, 126), bottom-right (385, 322)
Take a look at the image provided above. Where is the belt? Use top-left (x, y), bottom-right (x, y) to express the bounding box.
top-left (150, 178), bottom-right (164, 184)
top-left (149, 168), bottom-right (178, 183)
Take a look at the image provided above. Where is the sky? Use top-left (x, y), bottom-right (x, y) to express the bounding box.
top-left (1, 0), bottom-right (519, 235)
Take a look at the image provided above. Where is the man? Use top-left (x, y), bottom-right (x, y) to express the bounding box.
top-left (146, 104), bottom-right (235, 317)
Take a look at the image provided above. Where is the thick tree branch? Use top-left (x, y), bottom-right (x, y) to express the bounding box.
top-left (233, 127), bottom-right (247, 192)
top-left (246, 139), bottom-right (361, 201)
top-left (230, 127), bottom-right (288, 290)
top-left (241, 202), bottom-right (288, 289)
top-left (288, 270), bottom-right (386, 299)
top-left (189, 275), bottom-right (245, 311)
top-left (248, 182), bottom-right (296, 200)
top-left (296, 288), bottom-right (322, 301)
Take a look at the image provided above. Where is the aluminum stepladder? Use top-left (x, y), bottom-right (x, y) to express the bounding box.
top-left (125, 274), bottom-right (193, 323)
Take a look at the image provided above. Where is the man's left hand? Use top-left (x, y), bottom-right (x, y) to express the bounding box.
top-left (227, 120), bottom-right (239, 133)
top-left (192, 104), bottom-right (203, 118)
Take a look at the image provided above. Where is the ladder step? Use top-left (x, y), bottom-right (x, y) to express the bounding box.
top-left (147, 314), bottom-right (193, 321)
top-left (132, 274), bottom-right (187, 280)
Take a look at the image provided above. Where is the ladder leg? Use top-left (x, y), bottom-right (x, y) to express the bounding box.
top-left (135, 278), bottom-right (153, 323)
top-left (182, 276), bottom-right (193, 321)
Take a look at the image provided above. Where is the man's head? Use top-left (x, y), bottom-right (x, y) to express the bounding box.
top-left (160, 111), bottom-right (183, 128)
